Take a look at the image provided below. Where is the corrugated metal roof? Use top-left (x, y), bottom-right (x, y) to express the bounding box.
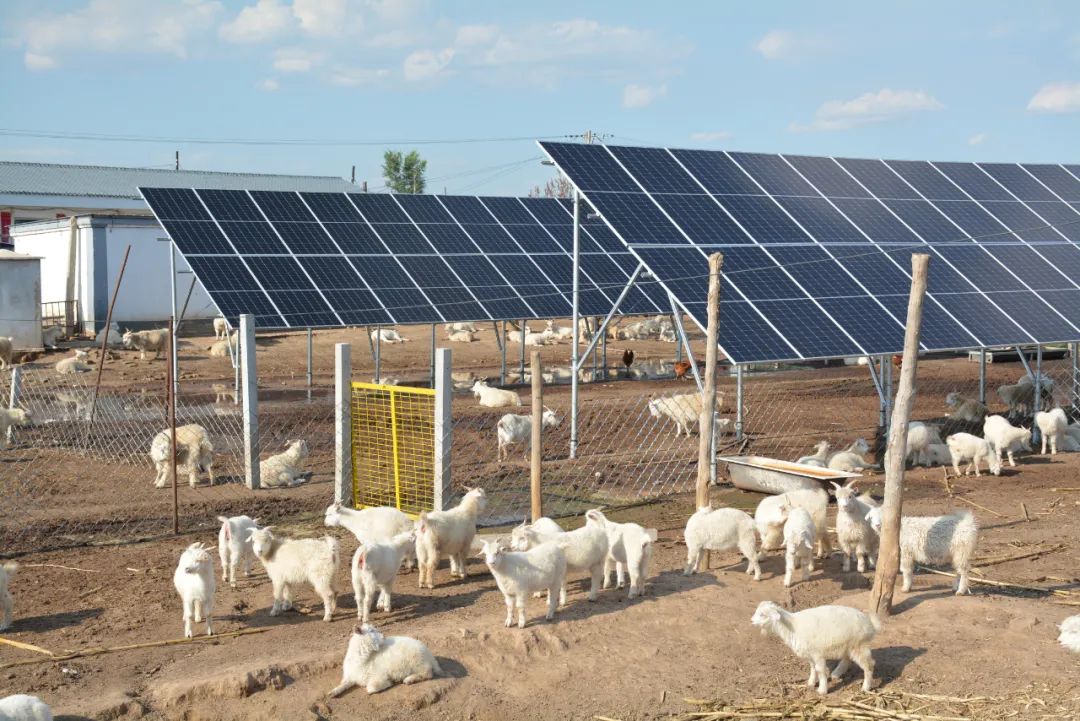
top-left (0, 160), bottom-right (357, 199)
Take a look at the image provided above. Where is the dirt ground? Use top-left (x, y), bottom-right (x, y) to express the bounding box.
top-left (2, 448), bottom-right (1080, 720)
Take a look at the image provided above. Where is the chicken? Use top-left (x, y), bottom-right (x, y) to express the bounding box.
top-left (673, 360), bottom-right (692, 380)
top-left (621, 348), bottom-right (634, 377)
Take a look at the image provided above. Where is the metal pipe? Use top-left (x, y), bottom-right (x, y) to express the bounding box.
top-left (1072, 342), bottom-right (1079, 412)
top-left (85, 244), bottom-right (131, 439)
top-left (1016, 347), bottom-right (1035, 380)
top-left (169, 243), bottom-right (179, 401)
top-left (601, 325), bottom-right (607, 382)
top-left (868, 357), bottom-right (885, 428)
top-left (591, 319), bottom-right (599, 381)
top-left (570, 190), bottom-right (581, 459)
top-left (168, 316), bottom-right (178, 535)
top-left (735, 365), bottom-right (745, 440)
top-left (306, 327), bottom-right (313, 400)
top-left (375, 327), bottom-right (382, 382)
top-left (674, 313), bottom-right (682, 364)
top-left (978, 348), bottom-right (987, 404)
top-left (885, 354), bottom-right (894, 434)
top-left (430, 323), bottom-right (436, 388)
top-left (499, 320), bottom-right (507, 385)
top-left (1034, 345), bottom-right (1043, 445)
top-left (519, 320), bottom-right (526, 380)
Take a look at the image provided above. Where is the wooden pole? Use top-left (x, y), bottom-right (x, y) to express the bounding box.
top-left (530, 351), bottom-right (543, 521)
top-left (869, 253), bottom-right (929, 617)
top-left (85, 244), bottom-right (131, 437)
top-left (696, 253), bottom-right (724, 510)
top-left (167, 316), bottom-right (179, 535)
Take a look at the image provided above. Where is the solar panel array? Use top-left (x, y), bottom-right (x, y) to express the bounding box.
top-left (540, 141), bottom-right (1080, 363)
top-left (140, 188), bottom-right (666, 328)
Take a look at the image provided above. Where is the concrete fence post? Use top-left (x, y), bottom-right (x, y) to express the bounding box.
top-left (433, 347), bottom-right (452, 512)
top-left (240, 313), bottom-right (260, 490)
top-left (335, 342), bottom-right (352, 506)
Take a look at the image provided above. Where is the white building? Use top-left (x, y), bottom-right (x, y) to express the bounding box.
top-left (0, 249), bottom-right (42, 350)
top-left (3, 160), bottom-right (356, 333)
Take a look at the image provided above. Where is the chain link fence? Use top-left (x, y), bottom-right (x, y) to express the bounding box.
top-left (4, 318), bottom-right (1078, 553)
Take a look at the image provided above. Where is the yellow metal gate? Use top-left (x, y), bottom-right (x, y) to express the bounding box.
top-left (350, 382), bottom-right (437, 516)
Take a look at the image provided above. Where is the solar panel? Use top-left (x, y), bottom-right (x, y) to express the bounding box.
top-left (141, 188), bottom-right (662, 329)
top-left (540, 141), bottom-right (1080, 363)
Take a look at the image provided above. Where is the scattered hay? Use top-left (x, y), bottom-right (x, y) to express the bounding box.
top-left (666, 684), bottom-right (1080, 720)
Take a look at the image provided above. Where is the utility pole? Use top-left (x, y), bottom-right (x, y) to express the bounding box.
top-left (175, 151), bottom-right (180, 171)
top-left (351, 165), bottom-right (356, 184)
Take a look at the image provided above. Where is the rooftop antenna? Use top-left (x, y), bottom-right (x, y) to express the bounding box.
top-left (351, 165), bottom-right (356, 184)
top-left (175, 150), bottom-right (180, 171)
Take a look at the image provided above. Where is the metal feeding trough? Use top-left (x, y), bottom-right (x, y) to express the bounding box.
top-left (717, 456), bottom-right (863, 495)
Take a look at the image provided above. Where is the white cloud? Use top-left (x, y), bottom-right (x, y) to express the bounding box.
top-left (690, 131), bottom-right (732, 142)
top-left (366, 0), bottom-right (426, 23)
top-left (219, 0), bottom-right (292, 43)
top-left (622, 83), bottom-right (666, 109)
top-left (256, 77), bottom-right (280, 91)
top-left (455, 24), bottom-right (499, 47)
top-left (292, 0), bottom-right (353, 36)
top-left (1027, 82), bottom-right (1080, 113)
top-left (967, 132), bottom-right (989, 146)
top-left (790, 88), bottom-right (944, 132)
top-left (330, 66), bottom-right (390, 86)
top-left (403, 47), bottom-right (454, 81)
top-left (755, 29), bottom-right (828, 61)
top-left (273, 46), bottom-right (323, 72)
top-left (16, 0), bottom-right (223, 69)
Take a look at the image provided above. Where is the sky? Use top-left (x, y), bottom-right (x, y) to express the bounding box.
top-left (1, 0), bottom-right (1079, 196)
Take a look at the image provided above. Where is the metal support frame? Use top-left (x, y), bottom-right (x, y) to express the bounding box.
top-left (735, 365), bottom-right (745, 440)
top-left (868, 357), bottom-right (886, 428)
top-left (570, 190), bottom-right (581, 459)
top-left (374, 327), bottom-right (382, 382)
top-left (1072, 342), bottom-right (1079, 411)
top-left (885, 355), bottom-right (894, 430)
top-left (306, 327), bottom-right (313, 400)
top-left (673, 313), bottom-right (682, 364)
top-left (240, 313), bottom-right (260, 490)
top-left (518, 320), bottom-right (526, 380)
top-left (1033, 344), bottom-right (1043, 444)
top-left (365, 325), bottom-right (376, 363)
top-left (668, 294), bottom-right (702, 392)
top-left (169, 243), bottom-right (179, 401)
top-left (601, 325), bottom-right (608, 381)
top-left (978, 348), bottom-right (987, 404)
top-left (494, 321), bottom-right (506, 385)
top-left (430, 323), bottom-right (436, 388)
top-left (574, 264), bottom-right (645, 372)
top-left (433, 347), bottom-right (452, 512)
top-left (1016, 346), bottom-right (1035, 380)
top-left (334, 342), bottom-right (351, 505)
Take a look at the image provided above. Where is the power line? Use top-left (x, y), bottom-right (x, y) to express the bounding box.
top-left (0, 127), bottom-right (577, 148)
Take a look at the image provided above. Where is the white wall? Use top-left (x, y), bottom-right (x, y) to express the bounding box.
top-left (0, 258), bottom-right (42, 349)
top-left (11, 216), bottom-right (216, 329)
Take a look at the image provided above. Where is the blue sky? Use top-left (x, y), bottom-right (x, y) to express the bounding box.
top-left (2, 0), bottom-right (1079, 195)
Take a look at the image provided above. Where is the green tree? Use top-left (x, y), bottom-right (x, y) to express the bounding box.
top-left (382, 150), bottom-right (427, 194)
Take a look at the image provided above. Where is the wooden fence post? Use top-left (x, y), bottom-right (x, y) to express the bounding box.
top-left (869, 253), bottom-right (929, 617)
top-left (696, 253), bottom-right (724, 510)
top-left (530, 351), bottom-right (543, 521)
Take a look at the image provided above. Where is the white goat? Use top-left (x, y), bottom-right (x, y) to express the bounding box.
top-left (211, 382), bottom-right (236, 404)
top-left (0, 562), bottom-right (17, 631)
top-left (496, 407), bottom-right (560, 461)
top-left (795, 440), bottom-right (831, 468)
top-left (173, 542), bottom-right (215, 638)
top-left (41, 325), bottom-right (64, 349)
top-left (95, 322), bottom-right (124, 349)
top-left (827, 438), bottom-right (876, 472)
top-left (248, 527), bottom-right (339, 621)
top-left (587, 509), bottom-right (656, 599)
top-left (683, 506), bottom-right (761, 580)
top-left (865, 507), bottom-right (978, 595)
top-left (122, 329), bottom-right (168, 360)
top-left (208, 337), bottom-right (236, 358)
top-left (510, 517), bottom-right (564, 551)
top-left (544, 321), bottom-right (575, 342)
top-left (648, 393), bottom-right (719, 437)
top-left (352, 530), bottom-right (416, 622)
top-left (754, 488), bottom-right (830, 559)
top-left (751, 601), bottom-right (878, 695)
top-left (983, 414), bottom-right (1032, 467)
top-left (55, 349), bottom-right (91, 374)
top-left (945, 432), bottom-right (1001, 476)
top-left (211, 317), bottom-right (227, 340)
top-left (471, 380), bottom-right (522, 408)
top-left (324, 504), bottom-right (414, 571)
top-left (481, 539), bottom-right (566, 628)
top-left (444, 322), bottom-right (477, 334)
top-left (260, 439), bottom-right (309, 488)
top-left (831, 481), bottom-right (879, 573)
top-left (0, 337), bottom-right (11, 370)
top-left (149, 424), bottom-right (214, 488)
top-left (1035, 407), bottom-right (1068, 454)
top-left (0, 694), bottom-right (52, 721)
top-left (0, 409), bottom-right (31, 451)
top-left (1059, 615), bottom-right (1080, 654)
top-left (217, 515), bottom-right (260, 587)
top-left (782, 506), bottom-right (816, 587)
top-left (906, 422), bottom-right (943, 467)
top-left (944, 391), bottom-right (987, 423)
top-left (923, 443), bottom-right (952, 467)
top-left (371, 328), bottom-right (408, 344)
top-left (446, 329), bottom-right (476, 343)
top-left (329, 623), bottom-right (442, 697)
top-left (415, 488), bottom-right (487, 589)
